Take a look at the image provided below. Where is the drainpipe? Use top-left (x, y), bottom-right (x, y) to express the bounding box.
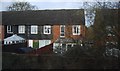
top-left (27, 25), bottom-right (30, 47)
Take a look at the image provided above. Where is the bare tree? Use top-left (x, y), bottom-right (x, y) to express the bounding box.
top-left (83, 1), bottom-right (119, 27)
top-left (7, 2), bottom-right (37, 11)
top-left (83, 1), bottom-right (119, 47)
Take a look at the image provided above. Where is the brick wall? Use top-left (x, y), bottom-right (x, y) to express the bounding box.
top-left (52, 25), bottom-right (60, 43)
top-left (52, 24), bottom-right (86, 42)
top-left (0, 25), bottom-right (4, 41)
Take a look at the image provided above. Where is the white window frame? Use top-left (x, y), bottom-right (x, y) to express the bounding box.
top-left (18, 25), bottom-right (25, 34)
top-left (60, 25), bottom-right (65, 37)
top-left (31, 25), bottom-right (38, 34)
top-left (43, 25), bottom-right (51, 34)
top-left (72, 25), bottom-right (80, 35)
top-left (7, 25), bottom-right (12, 33)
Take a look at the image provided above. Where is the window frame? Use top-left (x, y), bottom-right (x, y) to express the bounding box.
top-left (43, 25), bottom-right (51, 34)
top-left (31, 25), bottom-right (38, 34)
top-left (7, 25), bottom-right (13, 33)
top-left (72, 25), bottom-right (80, 35)
top-left (18, 25), bottom-right (25, 34)
top-left (60, 25), bottom-right (65, 37)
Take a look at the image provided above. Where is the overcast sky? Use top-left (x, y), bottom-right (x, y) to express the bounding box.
top-left (0, 2), bottom-right (83, 11)
top-left (0, 0), bottom-right (118, 11)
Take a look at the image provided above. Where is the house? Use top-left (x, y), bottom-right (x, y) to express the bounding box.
top-left (52, 24), bottom-right (86, 53)
top-left (2, 9), bottom-right (85, 52)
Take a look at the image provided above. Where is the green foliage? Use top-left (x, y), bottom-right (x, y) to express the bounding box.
top-left (33, 41), bottom-right (39, 49)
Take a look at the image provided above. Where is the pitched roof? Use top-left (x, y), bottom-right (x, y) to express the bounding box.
top-left (4, 34), bottom-right (25, 41)
top-left (2, 9), bottom-right (85, 25)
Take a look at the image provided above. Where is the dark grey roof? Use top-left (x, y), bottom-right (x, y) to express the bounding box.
top-left (2, 9), bottom-right (85, 25)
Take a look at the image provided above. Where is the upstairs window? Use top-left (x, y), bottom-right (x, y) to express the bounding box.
top-left (72, 25), bottom-right (80, 35)
top-left (43, 25), bottom-right (51, 34)
top-left (60, 25), bottom-right (65, 37)
top-left (31, 25), bottom-right (38, 34)
top-left (7, 25), bottom-right (13, 33)
top-left (18, 25), bottom-right (25, 34)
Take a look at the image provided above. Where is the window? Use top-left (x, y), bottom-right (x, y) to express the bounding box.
top-left (18, 25), bottom-right (25, 34)
top-left (60, 25), bottom-right (65, 37)
top-left (39, 40), bottom-right (51, 48)
top-left (7, 26), bottom-right (12, 33)
top-left (72, 25), bottom-right (80, 35)
top-left (43, 25), bottom-right (51, 34)
top-left (31, 25), bottom-right (38, 34)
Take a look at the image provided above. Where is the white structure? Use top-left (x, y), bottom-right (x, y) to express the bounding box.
top-left (28, 40), bottom-right (51, 48)
top-left (4, 34), bottom-right (25, 45)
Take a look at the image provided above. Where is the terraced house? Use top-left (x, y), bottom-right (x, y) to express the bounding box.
top-left (2, 9), bottom-right (85, 52)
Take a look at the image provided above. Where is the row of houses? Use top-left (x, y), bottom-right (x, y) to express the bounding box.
top-left (0, 9), bottom-right (86, 52)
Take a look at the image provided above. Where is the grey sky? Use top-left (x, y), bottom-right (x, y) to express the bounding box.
top-left (0, 2), bottom-right (83, 11)
top-left (0, 0), bottom-right (118, 11)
